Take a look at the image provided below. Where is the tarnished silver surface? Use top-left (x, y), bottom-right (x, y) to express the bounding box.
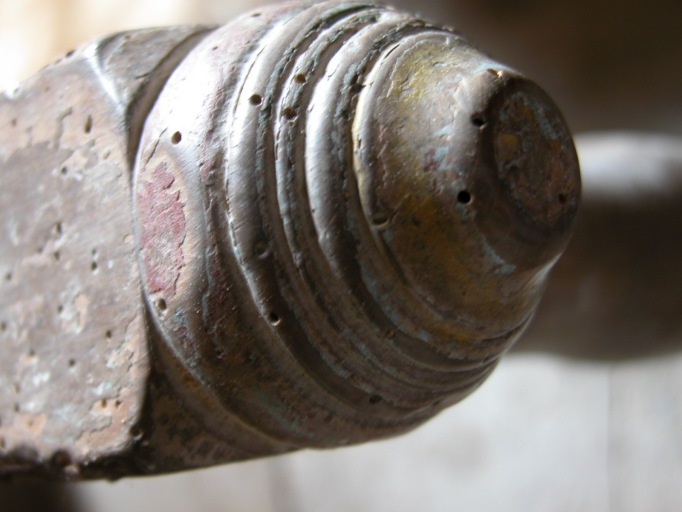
top-left (0, 1), bottom-right (579, 479)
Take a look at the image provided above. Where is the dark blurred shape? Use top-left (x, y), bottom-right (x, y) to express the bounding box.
top-left (518, 132), bottom-right (682, 359)
top-left (0, 480), bottom-right (82, 512)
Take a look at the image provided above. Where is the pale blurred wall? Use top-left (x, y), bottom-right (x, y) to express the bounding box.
top-left (0, 0), bottom-right (268, 91)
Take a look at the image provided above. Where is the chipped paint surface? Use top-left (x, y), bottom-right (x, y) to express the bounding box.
top-left (137, 163), bottom-right (187, 299)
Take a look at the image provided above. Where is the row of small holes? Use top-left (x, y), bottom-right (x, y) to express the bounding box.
top-left (91, 248), bottom-right (99, 272)
top-left (370, 191), bottom-right (471, 228)
top-left (246, 73), bottom-right (306, 111)
top-left (64, 111), bottom-right (105, 372)
top-left (10, 113), bottom-right (91, 132)
top-left (99, 398), bottom-right (122, 409)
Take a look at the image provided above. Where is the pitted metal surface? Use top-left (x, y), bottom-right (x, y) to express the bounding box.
top-left (0, 1), bottom-right (580, 479)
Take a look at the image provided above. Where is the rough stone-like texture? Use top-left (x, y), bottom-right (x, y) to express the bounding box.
top-left (0, 26), bottom-right (212, 479)
top-left (0, 49), bottom-right (149, 477)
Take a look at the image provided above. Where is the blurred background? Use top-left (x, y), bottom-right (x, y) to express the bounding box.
top-left (2, 0), bottom-right (681, 134)
top-left (1, 0), bottom-right (681, 510)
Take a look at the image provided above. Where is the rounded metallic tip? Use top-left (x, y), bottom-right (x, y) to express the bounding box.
top-left (354, 34), bottom-right (580, 328)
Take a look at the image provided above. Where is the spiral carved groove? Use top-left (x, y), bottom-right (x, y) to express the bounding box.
top-left (133, 0), bottom-right (579, 455)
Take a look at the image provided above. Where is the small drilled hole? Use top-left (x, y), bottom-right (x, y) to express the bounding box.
top-left (4, 272), bottom-right (10, 282)
top-left (170, 131), bottom-right (182, 144)
top-left (254, 241), bottom-right (269, 258)
top-left (369, 395), bottom-right (382, 405)
top-left (157, 298), bottom-right (167, 312)
top-left (60, 166), bottom-right (68, 176)
top-left (65, 49), bottom-right (75, 58)
top-left (294, 73), bottom-right (306, 84)
top-left (282, 107), bottom-right (297, 120)
top-left (84, 115), bottom-right (93, 134)
top-left (28, 349), bottom-right (35, 357)
top-left (268, 311), bottom-right (280, 325)
top-left (558, 193), bottom-right (567, 204)
top-left (251, 11), bottom-right (262, 17)
top-left (53, 251), bottom-right (60, 261)
top-left (54, 222), bottom-right (63, 235)
top-left (90, 261), bottom-right (98, 272)
top-left (471, 115), bottom-right (486, 127)
top-left (68, 359), bottom-right (76, 368)
top-left (371, 212), bottom-right (389, 227)
top-left (57, 304), bottom-right (64, 314)
top-left (457, 190), bottom-right (472, 204)
top-left (105, 330), bottom-right (112, 339)
top-left (249, 94), bottom-right (263, 106)
top-left (52, 450), bottom-right (72, 469)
